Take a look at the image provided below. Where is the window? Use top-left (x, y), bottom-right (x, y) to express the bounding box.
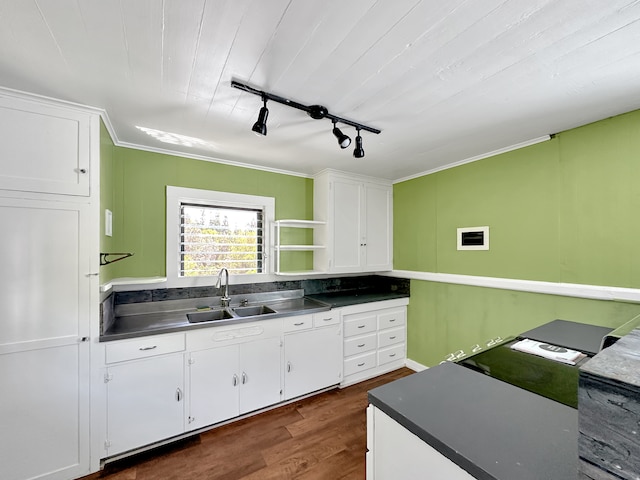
top-left (180, 203), bottom-right (263, 276)
top-left (167, 187), bottom-right (275, 286)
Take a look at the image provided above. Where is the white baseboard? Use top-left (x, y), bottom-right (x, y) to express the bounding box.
top-left (405, 358), bottom-right (428, 372)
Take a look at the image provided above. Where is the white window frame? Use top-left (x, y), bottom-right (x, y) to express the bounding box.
top-left (166, 186), bottom-right (275, 287)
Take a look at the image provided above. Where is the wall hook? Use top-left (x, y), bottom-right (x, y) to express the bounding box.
top-left (100, 252), bottom-right (134, 266)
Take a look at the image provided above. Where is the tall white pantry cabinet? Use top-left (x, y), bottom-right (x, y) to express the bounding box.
top-left (0, 90), bottom-right (100, 480)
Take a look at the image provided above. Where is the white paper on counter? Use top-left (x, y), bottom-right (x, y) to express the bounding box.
top-left (511, 338), bottom-right (586, 365)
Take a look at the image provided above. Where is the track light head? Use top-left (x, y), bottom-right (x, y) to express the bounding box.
top-left (353, 129), bottom-right (365, 158)
top-left (252, 97), bottom-right (269, 136)
top-left (332, 121), bottom-right (351, 149)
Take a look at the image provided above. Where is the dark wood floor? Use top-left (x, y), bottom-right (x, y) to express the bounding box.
top-left (84, 368), bottom-right (414, 480)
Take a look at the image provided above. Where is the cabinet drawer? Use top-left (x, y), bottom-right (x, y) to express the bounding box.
top-left (344, 351), bottom-right (376, 376)
top-left (377, 344), bottom-right (405, 366)
top-left (344, 315), bottom-right (377, 337)
top-left (105, 333), bottom-right (185, 364)
top-left (344, 333), bottom-right (377, 357)
top-left (313, 311), bottom-right (339, 328)
top-left (378, 309), bottom-right (406, 330)
top-left (283, 314), bottom-right (313, 333)
top-left (377, 327), bottom-right (405, 349)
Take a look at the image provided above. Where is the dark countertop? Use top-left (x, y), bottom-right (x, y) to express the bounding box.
top-left (368, 362), bottom-right (578, 480)
top-left (305, 290), bottom-right (409, 308)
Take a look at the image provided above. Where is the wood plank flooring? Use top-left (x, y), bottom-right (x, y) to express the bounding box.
top-left (84, 368), bottom-right (414, 480)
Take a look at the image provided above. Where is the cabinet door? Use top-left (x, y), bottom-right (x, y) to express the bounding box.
top-left (0, 198), bottom-right (91, 480)
top-left (0, 345), bottom-right (90, 480)
top-left (106, 354), bottom-right (185, 456)
top-left (364, 183), bottom-right (392, 271)
top-left (331, 178), bottom-right (363, 272)
top-left (187, 346), bottom-right (239, 431)
top-left (284, 325), bottom-right (342, 400)
top-left (239, 337), bottom-right (282, 414)
top-left (371, 407), bottom-right (474, 480)
top-left (0, 95), bottom-right (91, 196)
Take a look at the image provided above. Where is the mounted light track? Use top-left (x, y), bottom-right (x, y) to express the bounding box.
top-left (231, 80), bottom-right (380, 157)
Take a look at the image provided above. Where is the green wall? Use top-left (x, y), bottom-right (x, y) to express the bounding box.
top-left (395, 109), bottom-right (640, 366)
top-left (102, 144), bottom-right (313, 279)
top-left (99, 120), bottom-right (118, 283)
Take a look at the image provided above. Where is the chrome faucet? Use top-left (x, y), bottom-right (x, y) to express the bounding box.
top-left (216, 268), bottom-right (231, 307)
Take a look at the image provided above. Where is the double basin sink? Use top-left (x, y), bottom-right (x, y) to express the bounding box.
top-left (187, 304), bottom-right (277, 323)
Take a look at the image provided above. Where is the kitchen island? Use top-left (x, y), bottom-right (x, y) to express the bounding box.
top-left (368, 361), bottom-right (578, 480)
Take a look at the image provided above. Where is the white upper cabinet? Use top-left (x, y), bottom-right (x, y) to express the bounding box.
top-left (314, 170), bottom-right (393, 273)
top-left (0, 94), bottom-right (91, 196)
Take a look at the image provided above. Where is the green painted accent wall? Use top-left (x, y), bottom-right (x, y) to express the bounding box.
top-left (99, 120), bottom-right (117, 283)
top-left (395, 109), bottom-right (640, 366)
top-left (108, 147), bottom-right (313, 277)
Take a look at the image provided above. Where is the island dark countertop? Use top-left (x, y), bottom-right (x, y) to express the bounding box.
top-left (368, 362), bottom-right (578, 480)
top-left (305, 290), bottom-right (409, 308)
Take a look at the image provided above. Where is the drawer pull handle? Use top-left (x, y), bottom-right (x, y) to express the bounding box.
top-left (287, 361), bottom-right (292, 373)
top-left (389, 353), bottom-right (397, 358)
top-left (139, 346), bottom-right (157, 351)
top-left (357, 343), bottom-right (366, 347)
top-left (232, 374), bottom-right (239, 386)
top-left (357, 325), bottom-right (365, 329)
top-left (357, 362), bottom-right (365, 367)
top-left (176, 388), bottom-right (183, 402)
top-left (389, 336), bottom-right (397, 340)
top-left (323, 318), bottom-right (332, 322)
top-left (294, 322), bottom-right (305, 326)
top-left (242, 372), bottom-right (248, 384)
top-left (389, 319), bottom-right (396, 322)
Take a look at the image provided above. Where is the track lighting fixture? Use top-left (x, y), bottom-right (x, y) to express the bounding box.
top-left (332, 120), bottom-right (351, 149)
top-left (353, 128), bottom-right (365, 158)
top-left (231, 80), bottom-right (380, 157)
top-left (252, 95), bottom-right (269, 136)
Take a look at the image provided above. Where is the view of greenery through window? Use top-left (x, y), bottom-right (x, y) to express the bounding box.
top-left (180, 203), bottom-right (263, 276)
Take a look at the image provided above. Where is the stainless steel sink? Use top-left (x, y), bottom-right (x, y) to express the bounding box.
top-left (187, 309), bottom-right (234, 323)
top-left (232, 305), bottom-right (277, 317)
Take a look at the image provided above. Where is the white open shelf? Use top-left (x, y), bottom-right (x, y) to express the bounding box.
top-left (274, 219), bottom-right (326, 275)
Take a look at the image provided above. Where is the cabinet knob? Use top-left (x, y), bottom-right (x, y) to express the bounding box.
top-left (287, 361), bottom-right (292, 373)
top-left (242, 372), bottom-right (248, 384)
top-left (78, 168), bottom-right (87, 174)
top-left (232, 374), bottom-right (239, 386)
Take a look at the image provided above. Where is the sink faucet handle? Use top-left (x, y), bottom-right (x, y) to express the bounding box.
top-left (241, 298), bottom-right (249, 306)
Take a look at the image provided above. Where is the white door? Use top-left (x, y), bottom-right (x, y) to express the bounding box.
top-left (0, 95), bottom-right (90, 196)
top-left (106, 354), bottom-right (185, 456)
top-left (187, 346), bottom-right (240, 431)
top-left (331, 178), bottom-right (362, 272)
top-left (0, 198), bottom-right (91, 480)
top-left (239, 337), bottom-right (282, 414)
top-left (284, 325), bottom-right (342, 400)
top-left (364, 184), bottom-right (392, 271)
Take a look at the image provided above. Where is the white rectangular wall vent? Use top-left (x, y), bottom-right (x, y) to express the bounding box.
top-left (457, 226), bottom-right (489, 250)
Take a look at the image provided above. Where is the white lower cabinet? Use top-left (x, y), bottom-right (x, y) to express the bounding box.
top-left (105, 352), bottom-right (185, 457)
top-left (367, 406), bottom-right (474, 480)
top-left (341, 300), bottom-right (408, 387)
top-left (187, 345), bottom-right (238, 430)
top-left (185, 319), bottom-right (283, 432)
top-left (284, 312), bottom-right (342, 400)
top-left (187, 336), bottom-right (282, 431)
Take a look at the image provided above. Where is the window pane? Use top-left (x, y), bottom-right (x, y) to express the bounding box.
top-left (180, 204), bottom-right (263, 276)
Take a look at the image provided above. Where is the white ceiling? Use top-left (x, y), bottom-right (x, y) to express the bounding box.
top-left (1, 0), bottom-right (639, 181)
